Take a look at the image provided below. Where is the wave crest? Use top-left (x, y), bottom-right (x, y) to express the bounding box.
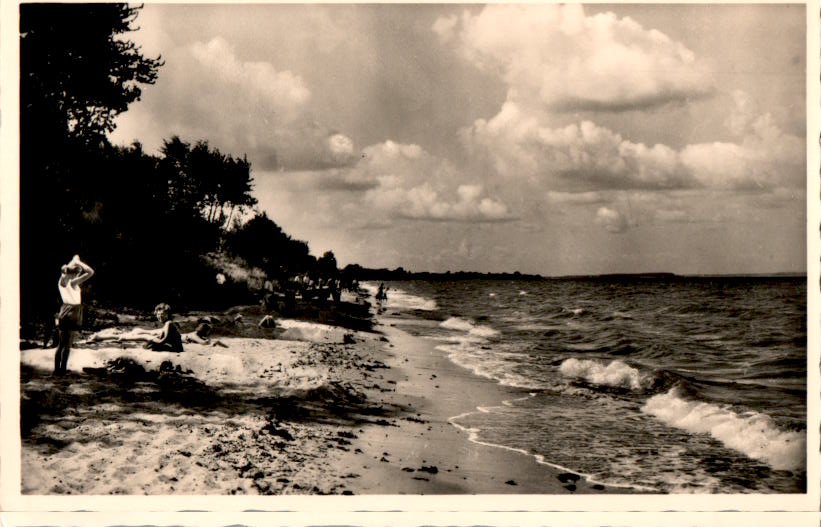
top-left (441, 317), bottom-right (500, 338)
top-left (559, 358), bottom-right (649, 391)
top-left (642, 387), bottom-right (805, 472)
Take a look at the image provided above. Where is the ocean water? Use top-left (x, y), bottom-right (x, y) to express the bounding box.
top-left (363, 277), bottom-right (807, 493)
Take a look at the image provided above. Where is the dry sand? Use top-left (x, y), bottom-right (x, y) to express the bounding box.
top-left (20, 311), bottom-right (632, 495)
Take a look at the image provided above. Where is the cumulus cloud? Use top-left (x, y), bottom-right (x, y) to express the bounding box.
top-left (271, 140), bottom-right (513, 226)
top-left (439, 5), bottom-right (803, 235)
top-left (680, 94), bottom-right (805, 190)
top-left (112, 37), bottom-right (356, 171)
top-left (463, 101), bottom-right (692, 190)
top-left (432, 14), bottom-right (459, 43)
top-left (436, 4), bottom-right (712, 112)
top-left (596, 207), bottom-right (630, 233)
top-left (462, 95), bottom-right (804, 193)
top-left (329, 141), bottom-right (515, 223)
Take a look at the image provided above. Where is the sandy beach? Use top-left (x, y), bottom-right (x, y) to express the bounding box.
top-left (20, 303), bottom-right (630, 495)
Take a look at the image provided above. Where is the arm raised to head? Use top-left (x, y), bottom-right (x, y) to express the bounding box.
top-left (69, 255), bottom-right (95, 286)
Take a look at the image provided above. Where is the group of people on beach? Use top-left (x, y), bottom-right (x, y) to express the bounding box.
top-left (48, 255), bottom-right (379, 375)
top-left (290, 273), bottom-right (346, 303)
top-left (50, 255), bottom-right (234, 375)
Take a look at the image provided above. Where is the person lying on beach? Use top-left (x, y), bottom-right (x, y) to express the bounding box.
top-left (182, 320), bottom-right (228, 348)
top-left (114, 303), bottom-right (183, 352)
top-left (54, 255), bottom-right (95, 374)
top-left (90, 320), bottom-right (225, 348)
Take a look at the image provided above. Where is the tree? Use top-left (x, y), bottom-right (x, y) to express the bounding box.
top-left (158, 137), bottom-right (257, 229)
top-left (20, 3), bottom-right (163, 143)
top-left (225, 212), bottom-right (315, 277)
top-left (20, 4), bottom-right (163, 321)
top-left (317, 251), bottom-right (338, 277)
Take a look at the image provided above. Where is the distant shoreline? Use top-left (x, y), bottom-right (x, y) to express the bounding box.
top-left (346, 269), bottom-right (807, 282)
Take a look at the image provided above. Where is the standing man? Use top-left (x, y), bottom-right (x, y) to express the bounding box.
top-left (55, 255), bottom-right (94, 374)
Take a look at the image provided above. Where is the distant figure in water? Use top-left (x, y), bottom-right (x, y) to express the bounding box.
top-left (376, 283), bottom-right (388, 302)
top-left (54, 255), bottom-right (95, 374)
top-left (122, 303), bottom-right (183, 352)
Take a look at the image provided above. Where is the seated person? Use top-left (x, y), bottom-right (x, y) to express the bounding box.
top-left (258, 314), bottom-right (277, 329)
top-left (116, 303), bottom-right (183, 352)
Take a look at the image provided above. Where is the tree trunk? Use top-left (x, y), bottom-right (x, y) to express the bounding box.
top-left (224, 203), bottom-right (236, 229)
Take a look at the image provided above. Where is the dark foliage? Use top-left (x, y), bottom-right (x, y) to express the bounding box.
top-left (224, 211), bottom-right (314, 279)
top-left (317, 251), bottom-right (338, 278)
top-left (19, 4), bottom-right (318, 329)
top-left (21, 3), bottom-right (164, 321)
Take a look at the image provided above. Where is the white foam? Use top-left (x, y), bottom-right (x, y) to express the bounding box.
top-left (277, 318), bottom-right (351, 343)
top-left (469, 325), bottom-right (500, 338)
top-left (440, 317), bottom-right (500, 338)
top-left (436, 343), bottom-right (540, 390)
top-left (361, 282), bottom-right (437, 311)
top-left (515, 323), bottom-right (566, 332)
top-left (642, 387), bottom-right (806, 472)
top-left (559, 358), bottom-right (649, 391)
top-left (440, 317), bottom-right (474, 332)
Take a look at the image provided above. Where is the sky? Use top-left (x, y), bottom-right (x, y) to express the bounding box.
top-left (109, 3), bottom-right (808, 276)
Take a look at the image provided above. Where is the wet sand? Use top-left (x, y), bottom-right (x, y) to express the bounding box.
top-left (335, 314), bottom-right (622, 494)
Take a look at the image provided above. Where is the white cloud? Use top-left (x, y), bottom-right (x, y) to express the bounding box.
top-left (328, 133), bottom-right (354, 157)
top-left (440, 5), bottom-right (804, 237)
top-left (189, 37), bottom-right (311, 111)
top-left (463, 101), bottom-right (691, 190)
top-left (596, 207), bottom-right (630, 233)
top-left (463, 96), bottom-right (803, 193)
top-left (265, 140), bottom-right (514, 227)
top-left (432, 13), bottom-right (459, 43)
top-left (438, 4), bottom-right (712, 112)
top-left (345, 141), bottom-right (514, 223)
top-left (680, 94), bottom-right (805, 190)
top-left (112, 37), bottom-right (356, 171)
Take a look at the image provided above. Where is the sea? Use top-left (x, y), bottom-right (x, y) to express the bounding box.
top-left (363, 277), bottom-right (807, 493)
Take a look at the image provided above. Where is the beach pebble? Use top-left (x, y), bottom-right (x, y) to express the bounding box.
top-left (558, 472), bottom-right (581, 483)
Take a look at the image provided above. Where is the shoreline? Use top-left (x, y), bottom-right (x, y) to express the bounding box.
top-left (335, 311), bottom-right (634, 494)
